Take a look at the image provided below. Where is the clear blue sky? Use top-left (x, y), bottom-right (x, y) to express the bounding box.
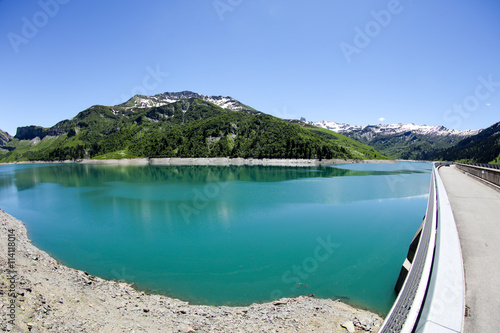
top-left (1, 0), bottom-right (499, 135)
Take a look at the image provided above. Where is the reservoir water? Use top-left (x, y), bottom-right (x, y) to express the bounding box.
top-left (0, 162), bottom-right (431, 314)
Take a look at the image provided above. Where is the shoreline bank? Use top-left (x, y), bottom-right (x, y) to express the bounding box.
top-left (0, 209), bottom-right (383, 332)
top-left (1, 157), bottom-right (396, 167)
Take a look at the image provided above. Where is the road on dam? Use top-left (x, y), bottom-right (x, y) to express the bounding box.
top-left (439, 165), bottom-right (500, 333)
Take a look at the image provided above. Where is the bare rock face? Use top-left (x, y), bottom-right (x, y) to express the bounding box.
top-left (0, 209), bottom-right (383, 332)
top-left (0, 129), bottom-right (12, 145)
top-left (14, 123), bottom-right (69, 141)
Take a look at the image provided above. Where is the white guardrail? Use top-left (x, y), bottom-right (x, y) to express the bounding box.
top-left (379, 164), bottom-right (465, 333)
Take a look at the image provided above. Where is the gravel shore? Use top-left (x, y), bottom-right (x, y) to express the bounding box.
top-left (83, 157), bottom-right (395, 166)
top-left (2, 157), bottom-right (396, 167)
top-left (0, 209), bottom-right (383, 332)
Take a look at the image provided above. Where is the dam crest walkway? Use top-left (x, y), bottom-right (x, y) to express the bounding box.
top-left (439, 165), bottom-right (500, 333)
top-left (379, 163), bottom-right (500, 333)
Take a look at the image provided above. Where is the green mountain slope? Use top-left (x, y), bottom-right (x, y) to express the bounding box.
top-left (311, 121), bottom-right (476, 160)
top-left (1, 96), bottom-right (388, 162)
top-left (366, 132), bottom-right (441, 160)
top-left (345, 130), bottom-right (471, 160)
top-left (420, 121), bottom-right (500, 163)
top-left (288, 121), bottom-right (389, 160)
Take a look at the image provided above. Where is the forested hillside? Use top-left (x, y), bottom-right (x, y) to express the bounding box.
top-left (420, 122), bottom-right (500, 163)
top-left (0, 96), bottom-right (386, 162)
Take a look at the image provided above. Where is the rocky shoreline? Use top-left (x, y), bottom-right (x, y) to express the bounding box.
top-left (0, 209), bottom-right (383, 332)
top-left (2, 157), bottom-right (396, 167)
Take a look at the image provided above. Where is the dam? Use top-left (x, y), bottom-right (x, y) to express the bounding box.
top-left (380, 163), bottom-right (500, 333)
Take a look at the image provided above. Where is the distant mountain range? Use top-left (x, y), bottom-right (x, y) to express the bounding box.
top-left (1, 91), bottom-right (498, 163)
top-left (310, 120), bottom-right (480, 160)
top-left (311, 121), bottom-right (479, 138)
top-left (419, 121), bottom-right (500, 164)
top-left (0, 92), bottom-right (384, 162)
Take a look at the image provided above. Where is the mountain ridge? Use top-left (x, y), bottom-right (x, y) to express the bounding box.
top-left (311, 120), bottom-right (479, 138)
top-left (0, 94), bottom-right (385, 162)
top-left (310, 120), bottom-right (480, 160)
top-left (419, 121), bottom-right (500, 163)
top-left (118, 91), bottom-right (260, 114)
top-left (7, 91), bottom-right (495, 163)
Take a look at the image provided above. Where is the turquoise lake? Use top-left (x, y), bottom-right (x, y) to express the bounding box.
top-left (0, 162), bottom-right (432, 314)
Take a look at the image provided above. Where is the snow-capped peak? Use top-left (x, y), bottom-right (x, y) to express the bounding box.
top-left (119, 91), bottom-right (249, 112)
top-left (311, 120), bottom-right (479, 137)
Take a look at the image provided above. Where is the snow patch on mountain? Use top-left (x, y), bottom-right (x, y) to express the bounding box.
top-left (120, 91), bottom-right (249, 112)
top-left (311, 120), bottom-right (479, 137)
